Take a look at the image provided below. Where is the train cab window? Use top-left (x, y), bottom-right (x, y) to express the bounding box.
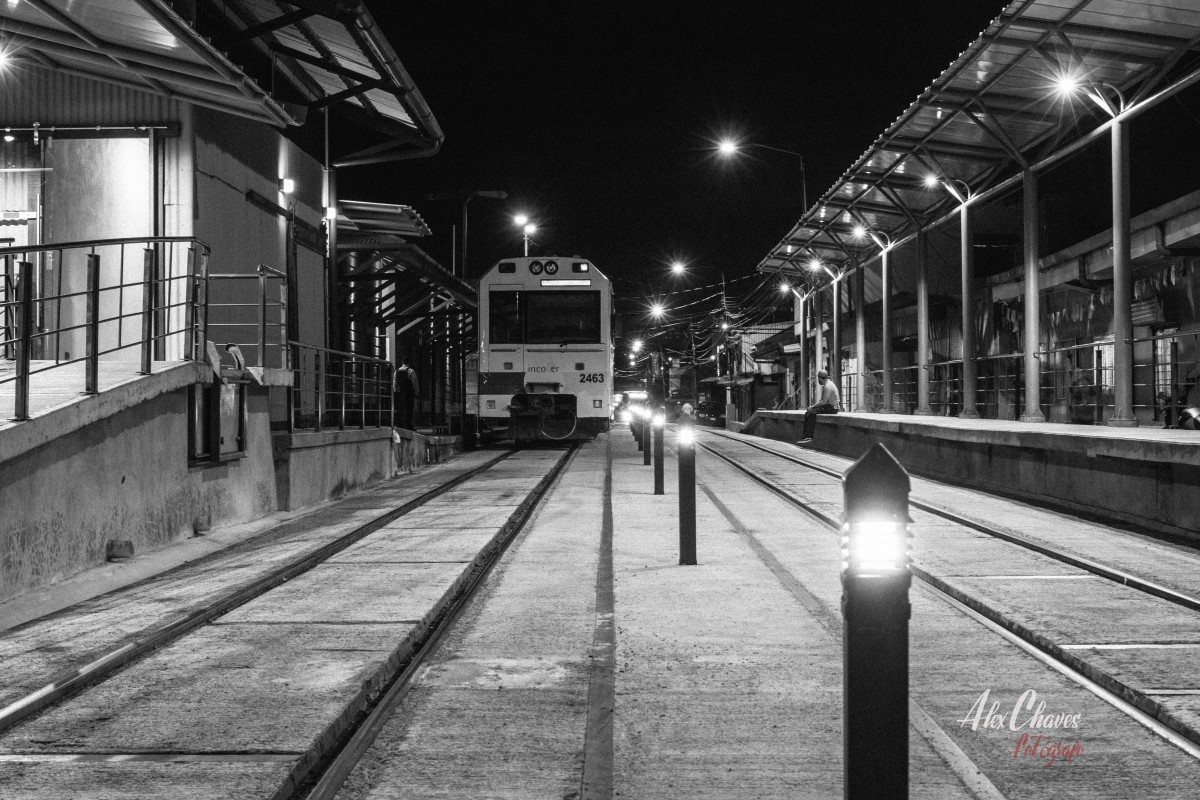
top-left (489, 291), bottom-right (523, 343)
top-left (526, 290), bottom-right (601, 344)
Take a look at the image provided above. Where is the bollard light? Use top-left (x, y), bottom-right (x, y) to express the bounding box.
top-left (840, 443), bottom-right (912, 800)
top-left (652, 411), bottom-right (665, 494)
top-left (643, 407), bottom-right (655, 466)
top-left (677, 422), bottom-right (696, 565)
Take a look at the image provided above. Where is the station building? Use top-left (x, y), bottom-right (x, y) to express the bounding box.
top-left (0, 1), bottom-right (470, 601)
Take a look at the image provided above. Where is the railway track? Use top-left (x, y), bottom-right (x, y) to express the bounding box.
top-left (0, 444), bottom-right (578, 800)
top-left (696, 429), bottom-right (1200, 759)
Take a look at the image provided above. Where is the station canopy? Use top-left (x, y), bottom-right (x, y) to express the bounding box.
top-left (758, 0), bottom-right (1200, 282)
top-left (0, 0), bottom-right (441, 165)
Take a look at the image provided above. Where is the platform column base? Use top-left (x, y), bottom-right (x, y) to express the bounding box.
top-left (1019, 412), bottom-right (1046, 423)
top-left (1106, 415), bottom-right (1139, 428)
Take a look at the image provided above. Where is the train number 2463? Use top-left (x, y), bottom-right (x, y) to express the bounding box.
top-left (579, 373), bottom-right (606, 383)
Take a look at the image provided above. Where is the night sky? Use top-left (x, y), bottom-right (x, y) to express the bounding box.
top-left (342, 1), bottom-right (1011, 301)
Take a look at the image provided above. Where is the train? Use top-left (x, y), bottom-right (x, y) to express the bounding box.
top-left (476, 256), bottom-right (614, 442)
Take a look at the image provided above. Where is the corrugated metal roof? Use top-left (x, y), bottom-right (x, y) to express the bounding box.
top-left (338, 201), bottom-right (432, 239)
top-left (0, 1), bottom-right (442, 163)
top-left (758, 0), bottom-right (1200, 280)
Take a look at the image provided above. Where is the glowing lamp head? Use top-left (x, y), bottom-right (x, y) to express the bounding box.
top-left (807, 258), bottom-right (822, 272)
top-left (650, 302), bottom-right (665, 318)
top-left (279, 177), bottom-right (295, 194)
top-left (718, 139), bottom-right (738, 155)
top-left (677, 426), bottom-right (695, 446)
top-left (653, 412), bottom-right (665, 428)
top-left (631, 339), bottom-right (643, 353)
top-left (1054, 74), bottom-right (1081, 95)
top-left (721, 322), bottom-right (729, 330)
top-left (523, 224), bottom-right (537, 236)
top-left (513, 213), bottom-right (528, 226)
top-left (780, 282), bottom-right (791, 294)
top-left (840, 443), bottom-right (913, 578)
top-left (923, 174), bottom-right (941, 189)
top-left (671, 261), bottom-right (686, 275)
top-left (852, 224), bottom-right (867, 240)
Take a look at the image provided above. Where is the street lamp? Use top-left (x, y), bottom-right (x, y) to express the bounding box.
top-left (717, 138), bottom-right (808, 211)
top-left (513, 215), bottom-right (537, 257)
top-left (1054, 73), bottom-right (1136, 426)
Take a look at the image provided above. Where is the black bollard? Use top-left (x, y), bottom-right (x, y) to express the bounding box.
top-left (653, 410), bottom-right (664, 494)
top-left (677, 419), bottom-right (696, 565)
top-left (841, 443), bottom-right (912, 800)
top-left (643, 408), bottom-right (653, 466)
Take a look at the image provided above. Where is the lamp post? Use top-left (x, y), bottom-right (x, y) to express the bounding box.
top-left (1056, 75), bottom-right (1137, 427)
top-left (924, 176), bottom-right (979, 418)
top-left (852, 227), bottom-right (894, 414)
top-left (717, 139), bottom-right (809, 212)
top-left (841, 443), bottom-right (912, 800)
top-left (513, 214), bottom-right (537, 257)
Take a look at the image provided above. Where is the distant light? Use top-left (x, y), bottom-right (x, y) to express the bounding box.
top-left (650, 302), bottom-right (665, 318)
top-left (807, 258), bottom-right (822, 272)
top-left (852, 224), bottom-right (867, 240)
top-left (671, 261), bottom-right (686, 275)
top-left (785, 245), bottom-right (794, 254)
top-left (514, 213), bottom-right (528, 226)
top-left (631, 339), bottom-right (643, 352)
top-left (718, 140), bottom-right (738, 155)
top-left (721, 322), bottom-right (729, 330)
top-left (677, 427), bottom-right (695, 446)
top-left (710, 355), bottom-right (717, 361)
top-left (923, 174), bottom-right (940, 188)
top-left (325, 206), bottom-right (337, 221)
top-left (279, 177), bottom-right (295, 194)
top-left (653, 412), bottom-right (665, 428)
top-left (780, 282), bottom-right (791, 294)
top-left (523, 224), bottom-right (536, 235)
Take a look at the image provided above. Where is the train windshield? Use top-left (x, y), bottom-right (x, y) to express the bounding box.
top-left (490, 290), bottom-right (601, 344)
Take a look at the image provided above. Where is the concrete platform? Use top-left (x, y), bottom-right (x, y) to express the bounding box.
top-left (745, 410), bottom-right (1200, 541)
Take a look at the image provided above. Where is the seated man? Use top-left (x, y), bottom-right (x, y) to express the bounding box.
top-left (798, 369), bottom-right (840, 444)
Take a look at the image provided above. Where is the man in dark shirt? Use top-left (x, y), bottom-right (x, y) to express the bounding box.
top-left (394, 359), bottom-right (419, 430)
top-left (798, 369), bottom-right (840, 444)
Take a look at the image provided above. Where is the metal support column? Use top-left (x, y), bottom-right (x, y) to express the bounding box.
top-left (799, 295), bottom-right (810, 407)
top-left (831, 279), bottom-right (842, 393)
top-left (915, 232), bottom-right (933, 415)
top-left (882, 248), bottom-right (894, 413)
top-left (855, 265), bottom-right (866, 412)
top-left (1109, 117), bottom-right (1137, 427)
top-left (140, 248), bottom-right (156, 375)
top-left (814, 287), bottom-right (824, 377)
top-left (13, 261), bottom-right (33, 421)
top-left (959, 202), bottom-right (979, 418)
top-left (1021, 169), bottom-right (1045, 422)
top-left (85, 254), bottom-right (100, 395)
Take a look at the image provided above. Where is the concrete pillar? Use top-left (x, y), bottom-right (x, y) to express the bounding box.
top-left (959, 202), bottom-right (979, 418)
top-left (1021, 169), bottom-right (1045, 422)
top-left (881, 248), bottom-right (893, 413)
top-left (855, 264), bottom-right (867, 412)
top-left (1108, 117), bottom-right (1137, 427)
top-left (915, 231), bottom-right (934, 415)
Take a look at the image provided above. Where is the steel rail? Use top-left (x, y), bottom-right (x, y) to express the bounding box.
top-left (297, 443), bottom-right (581, 800)
top-left (0, 449), bottom-right (519, 736)
top-left (696, 433), bottom-right (1200, 755)
top-left (703, 429), bottom-right (1200, 614)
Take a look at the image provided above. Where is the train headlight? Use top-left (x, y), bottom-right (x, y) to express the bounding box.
top-left (544, 260), bottom-right (559, 275)
top-left (620, 409), bottom-right (633, 423)
top-left (529, 260), bottom-right (544, 275)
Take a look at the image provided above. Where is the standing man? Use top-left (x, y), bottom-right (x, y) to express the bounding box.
top-left (394, 358), bottom-right (419, 430)
top-left (798, 369), bottom-right (840, 444)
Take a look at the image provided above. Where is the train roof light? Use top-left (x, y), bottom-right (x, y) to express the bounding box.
top-left (572, 261), bottom-right (590, 273)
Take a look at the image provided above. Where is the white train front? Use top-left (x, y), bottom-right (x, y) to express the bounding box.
top-left (477, 257), bottom-right (614, 442)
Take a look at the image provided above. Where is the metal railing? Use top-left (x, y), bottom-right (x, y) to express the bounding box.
top-left (1, 237), bottom-right (208, 420)
top-left (206, 265), bottom-right (289, 370)
top-left (832, 328), bottom-right (1200, 425)
top-left (288, 342), bottom-right (394, 432)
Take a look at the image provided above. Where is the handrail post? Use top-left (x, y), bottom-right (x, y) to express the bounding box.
top-left (140, 247), bottom-right (155, 375)
top-left (258, 270), bottom-right (267, 368)
top-left (339, 356), bottom-right (347, 430)
top-left (359, 360), bottom-right (366, 430)
top-left (3, 255), bottom-right (13, 360)
top-left (85, 253), bottom-right (101, 394)
top-left (315, 348), bottom-right (325, 433)
top-left (184, 246), bottom-right (196, 362)
top-left (13, 260), bottom-right (33, 420)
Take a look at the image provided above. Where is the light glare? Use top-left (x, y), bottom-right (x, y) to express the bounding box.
top-left (513, 214), bottom-right (528, 226)
top-left (923, 174), bottom-right (940, 188)
top-left (650, 303), bottom-right (665, 318)
top-left (524, 224), bottom-right (536, 235)
top-left (852, 224), bottom-right (867, 240)
top-left (1055, 74), bottom-right (1080, 95)
top-left (718, 140), bottom-right (737, 155)
top-left (677, 427), bottom-right (695, 445)
top-left (671, 261), bottom-right (686, 275)
top-left (631, 339), bottom-right (643, 352)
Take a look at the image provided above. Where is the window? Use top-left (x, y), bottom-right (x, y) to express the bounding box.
top-left (489, 291), bottom-right (522, 343)
top-left (489, 290), bottom-right (602, 344)
top-left (526, 291), bottom-right (601, 344)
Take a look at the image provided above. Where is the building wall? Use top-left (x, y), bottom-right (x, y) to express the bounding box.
top-left (0, 386), bottom-right (278, 602)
